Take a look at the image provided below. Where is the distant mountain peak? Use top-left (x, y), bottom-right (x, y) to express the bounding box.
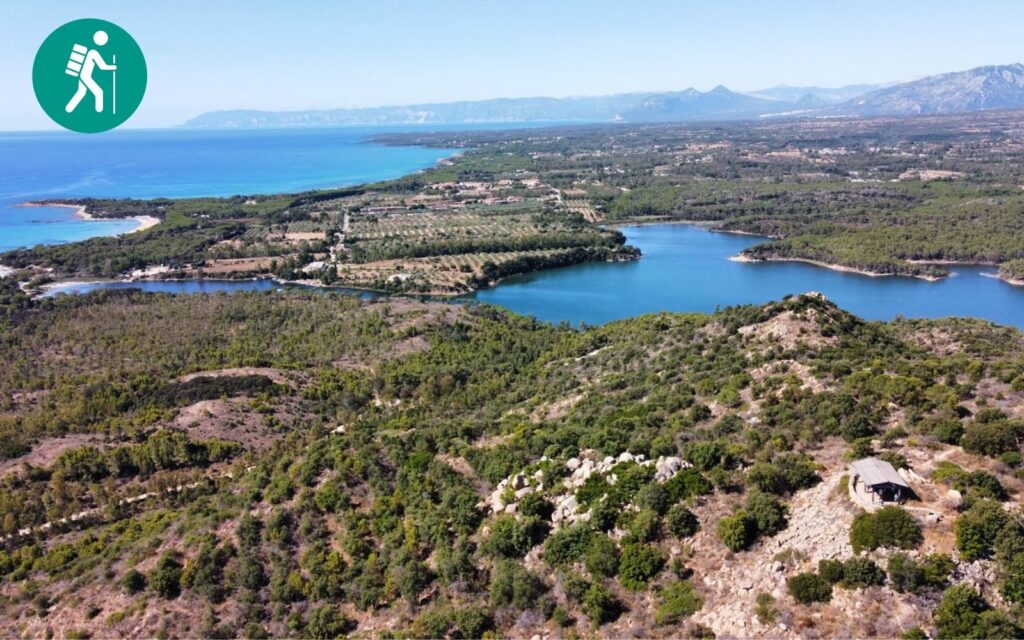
top-left (833, 62), bottom-right (1024, 116)
top-left (182, 63), bottom-right (1024, 129)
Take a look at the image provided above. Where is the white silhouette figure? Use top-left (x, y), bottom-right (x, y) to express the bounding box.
top-left (64, 30), bottom-right (117, 114)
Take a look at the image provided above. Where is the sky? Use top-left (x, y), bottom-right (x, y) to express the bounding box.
top-left (4, 0), bottom-right (1024, 130)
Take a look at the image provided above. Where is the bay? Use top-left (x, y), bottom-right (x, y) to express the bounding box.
top-left (44, 224), bottom-right (1024, 329)
top-left (6, 127), bottom-right (1022, 329)
top-left (471, 224), bottom-right (1024, 328)
top-left (0, 126), bottom-right (460, 251)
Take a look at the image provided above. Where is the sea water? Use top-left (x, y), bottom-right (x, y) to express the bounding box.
top-left (0, 126), bottom-right (459, 251)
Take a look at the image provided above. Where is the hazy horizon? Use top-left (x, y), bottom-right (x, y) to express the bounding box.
top-left (5, 0), bottom-right (1024, 131)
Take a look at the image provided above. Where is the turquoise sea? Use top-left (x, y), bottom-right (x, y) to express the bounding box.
top-left (0, 126), bottom-right (459, 251)
top-left (5, 126), bottom-right (1024, 328)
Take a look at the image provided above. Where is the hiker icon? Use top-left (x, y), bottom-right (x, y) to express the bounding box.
top-left (64, 30), bottom-right (117, 114)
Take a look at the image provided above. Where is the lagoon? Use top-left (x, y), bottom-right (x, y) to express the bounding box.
top-left (43, 225), bottom-right (1024, 330)
top-left (472, 224), bottom-right (1024, 328)
top-left (42, 278), bottom-right (384, 300)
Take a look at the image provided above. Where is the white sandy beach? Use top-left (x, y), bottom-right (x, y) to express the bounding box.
top-left (18, 202), bottom-right (159, 235)
top-left (128, 215), bottom-right (161, 233)
top-left (72, 205), bottom-right (160, 234)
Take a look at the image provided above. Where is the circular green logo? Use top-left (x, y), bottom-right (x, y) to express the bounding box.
top-left (32, 19), bottom-right (146, 133)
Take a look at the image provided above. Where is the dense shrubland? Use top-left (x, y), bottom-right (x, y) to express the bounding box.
top-left (0, 287), bottom-right (1023, 636)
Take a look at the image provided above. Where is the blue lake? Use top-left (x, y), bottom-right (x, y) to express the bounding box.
top-left (472, 224), bottom-right (1024, 328)
top-left (44, 224), bottom-right (1024, 329)
top-left (42, 279), bottom-right (384, 300)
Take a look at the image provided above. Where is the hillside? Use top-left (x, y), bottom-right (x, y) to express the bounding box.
top-left (2, 288), bottom-right (1024, 638)
top-left (835, 64), bottom-right (1024, 116)
top-left (748, 83), bottom-right (886, 104)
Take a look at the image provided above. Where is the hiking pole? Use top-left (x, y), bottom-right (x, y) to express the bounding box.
top-left (112, 54), bottom-right (117, 115)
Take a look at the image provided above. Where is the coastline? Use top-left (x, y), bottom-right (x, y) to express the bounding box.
top-left (36, 274), bottom-right (435, 301)
top-left (728, 253), bottom-right (943, 282)
top-left (605, 219), bottom-right (786, 241)
top-left (605, 218), bottom-right (718, 230)
top-left (981, 271), bottom-right (1024, 287)
top-left (71, 205), bottom-right (160, 235)
top-left (19, 201), bottom-right (160, 235)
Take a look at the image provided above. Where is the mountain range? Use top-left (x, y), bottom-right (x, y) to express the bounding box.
top-left (183, 63), bottom-right (1024, 128)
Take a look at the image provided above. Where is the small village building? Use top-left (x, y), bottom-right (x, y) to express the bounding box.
top-left (851, 457), bottom-right (910, 504)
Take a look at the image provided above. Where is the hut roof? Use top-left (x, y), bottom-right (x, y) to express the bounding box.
top-left (852, 457), bottom-right (909, 488)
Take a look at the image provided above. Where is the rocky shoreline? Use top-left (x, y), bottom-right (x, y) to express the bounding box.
top-left (729, 253), bottom-right (943, 282)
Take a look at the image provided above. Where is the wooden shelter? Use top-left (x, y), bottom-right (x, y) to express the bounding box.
top-left (851, 457), bottom-right (910, 504)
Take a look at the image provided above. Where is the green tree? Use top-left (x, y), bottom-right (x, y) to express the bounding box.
top-left (850, 506), bottom-right (921, 552)
top-left (305, 605), bottom-right (352, 639)
top-left (961, 419), bottom-right (1021, 457)
top-left (717, 512), bottom-right (756, 552)
top-left (485, 514), bottom-right (547, 558)
top-left (634, 482), bottom-right (671, 514)
top-left (655, 580), bottom-right (704, 625)
top-left (839, 557), bottom-right (886, 588)
top-left (543, 524), bottom-right (594, 568)
top-left (818, 559), bottom-right (844, 584)
top-left (755, 592), bottom-right (778, 624)
top-left (121, 569), bottom-right (146, 595)
top-left (745, 491), bottom-right (788, 536)
top-left (933, 584), bottom-right (989, 639)
top-left (150, 551), bottom-right (183, 599)
top-left (618, 544), bottom-right (665, 590)
top-left (666, 505), bottom-right (700, 539)
top-left (489, 560), bottom-right (546, 611)
top-left (955, 499), bottom-right (1018, 561)
top-left (584, 534), bottom-right (620, 578)
top-left (787, 572), bottom-right (832, 604)
top-left (582, 583), bottom-right (623, 627)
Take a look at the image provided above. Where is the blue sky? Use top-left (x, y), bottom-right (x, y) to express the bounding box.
top-left (4, 0), bottom-right (1024, 130)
